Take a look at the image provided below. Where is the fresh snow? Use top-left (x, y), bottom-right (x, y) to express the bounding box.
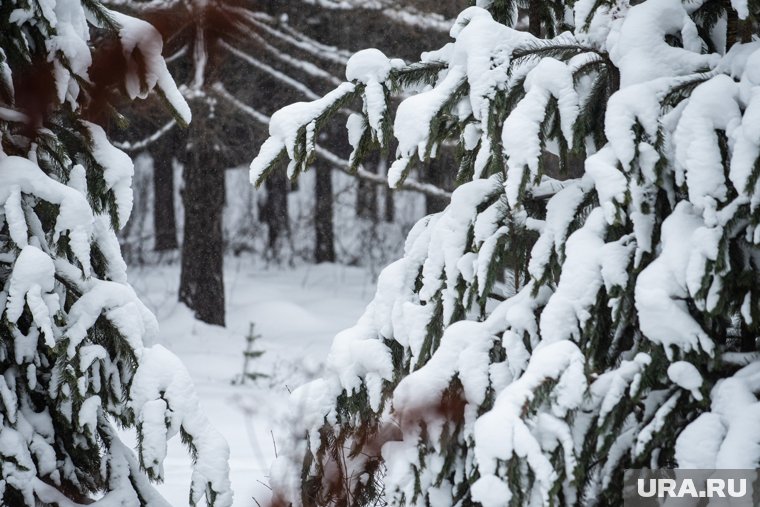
top-left (635, 202), bottom-right (716, 359)
top-left (0, 156), bottom-right (94, 271)
top-left (607, 0), bottom-right (719, 87)
top-left (503, 58), bottom-right (579, 207)
top-left (107, 9), bottom-right (191, 125)
top-left (346, 49), bottom-right (396, 144)
top-left (0, 2), bottom-right (237, 505)
top-left (85, 122), bottom-right (135, 226)
top-left (667, 361), bottom-right (704, 400)
top-left (122, 259), bottom-right (378, 506)
top-left (250, 83), bottom-right (356, 182)
top-left (10, 0), bottom-right (760, 504)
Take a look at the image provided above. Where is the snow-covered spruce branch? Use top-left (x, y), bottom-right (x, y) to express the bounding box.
top-left (256, 2), bottom-right (760, 506)
top-left (509, 40), bottom-right (608, 66)
top-left (248, 79), bottom-right (359, 182)
top-left (249, 48), bottom-right (461, 190)
top-left (0, 2), bottom-right (231, 505)
top-left (213, 82), bottom-right (449, 200)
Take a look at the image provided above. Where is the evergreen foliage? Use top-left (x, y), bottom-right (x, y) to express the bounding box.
top-left (0, 1), bottom-right (231, 505)
top-left (234, 323), bottom-right (268, 384)
top-left (251, 0), bottom-right (760, 505)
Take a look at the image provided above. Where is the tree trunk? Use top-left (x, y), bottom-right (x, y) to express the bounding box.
top-left (356, 158), bottom-right (379, 220)
top-left (149, 130), bottom-right (178, 251)
top-left (528, 0), bottom-right (542, 37)
top-left (314, 159), bottom-right (335, 263)
top-left (384, 187), bottom-right (395, 223)
top-left (725, 3), bottom-right (752, 49)
top-left (727, 7), bottom-right (739, 49)
top-left (261, 166), bottom-right (290, 260)
top-left (381, 158), bottom-right (394, 223)
top-left (179, 112), bottom-right (225, 326)
top-left (425, 157), bottom-right (451, 214)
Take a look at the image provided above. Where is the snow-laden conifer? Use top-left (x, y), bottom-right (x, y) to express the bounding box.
top-left (253, 0), bottom-right (760, 505)
top-left (0, 1), bottom-right (231, 505)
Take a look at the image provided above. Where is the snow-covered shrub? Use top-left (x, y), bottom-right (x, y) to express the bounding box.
top-left (252, 0), bottom-right (760, 505)
top-left (0, 1), bottom-right (231, 505)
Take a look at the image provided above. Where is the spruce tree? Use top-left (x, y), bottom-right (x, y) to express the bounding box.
top-left (251, 0), bottom-right (760, 505)
top-left (0, 1), bottom-right (231, 505)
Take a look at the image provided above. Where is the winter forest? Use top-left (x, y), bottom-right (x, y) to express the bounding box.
top-left (3, 0), bottom-right (760, 505)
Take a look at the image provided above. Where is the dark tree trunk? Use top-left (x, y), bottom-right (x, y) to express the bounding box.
top-left (356, 160), bottom-right (378, 220)
top-left (726, 5), bottom-right (753, 50)
top-left (425, 157), bottom-right (451, 214)
top-left (384, 187), bottom-right (395, 223)
top-left (149, 130), bottom-right (178, 251)
top-left (380, 158), bottom-right (394, 223)
top-left (261, 166), bottom-right (290, 260)
top-left (528, 0), bottom-right (542, 37)
top-left (179, 112), bottom-right (225, 326)
top-left (727, 8), bottom-right (739, 49)
top-left (314, 159), bottom-right (335, 263)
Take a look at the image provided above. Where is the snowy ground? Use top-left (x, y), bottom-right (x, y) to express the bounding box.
top-left (124, 258), bottom-right (379, 506)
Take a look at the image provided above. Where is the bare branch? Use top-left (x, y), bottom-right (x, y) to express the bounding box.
top-left (316, 145), bottom-right (452, 200)
top-left (252, 2), bottom-right (452, 32)
top-left (212, 82), bottom-right (271, 125)
top-left (249, 31), bottom-right (343, 87)
top-left (104, 0), bottom-right (181, 10)
top-left (235, 10), bottom-right (350, 65)
top-left (0, 106), bottom-right (29, 123)
top-left (221, 41), bottom-right (320, 100)
top-left (381, 7), bottom-right (453, 32)
top-left (165, 45), bottom-right (188, 64)
top-left (112, 120), bottom-right (176, 152)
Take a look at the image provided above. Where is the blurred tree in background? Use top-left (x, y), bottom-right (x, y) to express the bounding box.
top-left (109, 0), bottom-right (467, 325)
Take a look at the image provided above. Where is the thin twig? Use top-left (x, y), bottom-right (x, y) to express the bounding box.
top-left (112, 120), bottom-right (176, 152)
top-left (340, 445), bottom-right (352, 506)
top-left (270, 429), bottom-right (278, 458)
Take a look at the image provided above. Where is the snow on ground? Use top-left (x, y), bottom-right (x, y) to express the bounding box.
top-left (122, 258), bottom-right (378, 506)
